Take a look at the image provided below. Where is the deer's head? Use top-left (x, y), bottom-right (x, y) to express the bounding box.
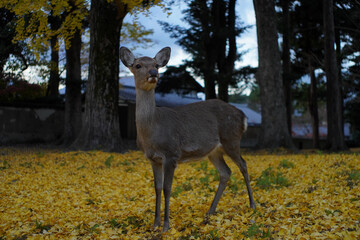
top-left (120, 47), bottom-right (171, 91)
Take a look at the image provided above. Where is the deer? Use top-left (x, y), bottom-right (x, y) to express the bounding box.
top-left (120, 46), bottom-right (256, 232)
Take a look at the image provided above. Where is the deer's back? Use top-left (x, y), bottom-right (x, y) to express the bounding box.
top-left (154, 99), bottom-right (247, 162)
top-left (174, 99), bottom-right (247, 134)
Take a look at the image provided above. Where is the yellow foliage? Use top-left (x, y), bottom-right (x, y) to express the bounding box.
top-left (0, 148), bottom-right (359, 239)
top-left (0, 0), bottom-right (165, 60)
top-left (0, 0), bottom-right (89, 59)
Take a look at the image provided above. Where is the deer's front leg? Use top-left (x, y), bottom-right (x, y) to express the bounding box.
top-left (151, 162), bottom-right (163, 229)
top-left (162, 160), bottom-right (176, 232)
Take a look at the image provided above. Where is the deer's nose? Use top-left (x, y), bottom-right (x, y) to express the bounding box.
top-left (149, 69), bottom-right (158, 77)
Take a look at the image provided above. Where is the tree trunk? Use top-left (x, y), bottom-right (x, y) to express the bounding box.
top-left (71, 0), bottom-right (127, 151)
top-left (323, 0), bottom-right (346, 151)
top-left (217, 79), bottom-right (228, 102)
top-left (335, 27), bottom-right (344, 141)
top-left (204, 72), bottom-right (217, 100)
top-left (216, 0), bottom-right (237, 103)
top-left (47, 35), bottom-right (60, 98)
top-left (281, 0), bottom-right (292, 136)
top-left (308, 61), bottom-right (320, 149)
top-left (63, 29), bottom-right (82, 146)
top-left (47, 15), bottom-right (61, 98)
top-left (215, 0), bottom-right (228, 102)
top-left (253, 0), bottom-right (295, 149)
top-left (201, 0), bottom-right (217, 100)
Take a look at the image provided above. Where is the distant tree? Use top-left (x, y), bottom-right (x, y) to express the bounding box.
top-left (335, 0), bottom-right (360, 146)
top-left (228, 65), bottom-right (258, 104)
top-left (46, 11), bottom-right (62, 98)
top-left (279, 0), bottom-right (292, 136)
top-left (0, 0), bottom-right (89, 100)
top-left (233, 65), bottom-right (257, 90)
top-left (290, 0), bottom-right (324, 148)
top-left (0, 8), bottom-right (30, 77)
top-left (0, 75), bottom-right (46, 102)
top-left (63, 4), bottom-right (84, 146)
top-left (343, 65), bottom-right (360, 145)
top-left (161, 0), bottom-right (248, 101)
top-left (229, 84), bottom-right (260, 112)
top-left (215, 0), bottom-right (237, 102)
top-left (323, 0), bottom-right (346, 150)
top-left (253, 0), bottom-right (295, 149)
top-left (275, 0), bottom-right (360, 149)
top-left (345, 80), bottom-right (360, 145)
top-left (161, 1), bottom-right (216, 99)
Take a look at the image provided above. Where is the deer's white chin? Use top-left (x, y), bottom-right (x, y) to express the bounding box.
top-left (147, 77), bottom-right (158, 84)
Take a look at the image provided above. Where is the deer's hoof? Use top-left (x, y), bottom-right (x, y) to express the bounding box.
top-left (162, 222), bottom-right (170, 232)
top-left (153, 220), bottom-right (161, 230)
top-left (250, 202), bottom-right (256, 210)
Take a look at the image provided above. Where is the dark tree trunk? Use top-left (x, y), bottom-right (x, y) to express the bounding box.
top-left (204, 71), bottom-right (217, 100)
top-left (308, 60), bottom-right (320, 149)
top-left (47, 15), bottom-right (61, 98)
top-left (217, 78), bottom-right (228, 102)
top-left (323, 0), bottom-right (346, 151)
top-left (63, 30), bottom-right (82, 146)
top-left (217, 0), bottom-right (237, 103)
top-left (335, 28), bottom-right (342, 81)
top-left (47, 35), bottom-right (60, 98)
top-left (215, 0), bottom-right (228, 102)
top-left (335, 27), bottom-right (345, 139)
top-left (72, 0), bottom-right (127, 151)
top-left (201, 0), bottom-right (217, 100)
top-left (253, 0), bottom-right (295, 149)
top-left (281, 0), bottom-right (292, 135)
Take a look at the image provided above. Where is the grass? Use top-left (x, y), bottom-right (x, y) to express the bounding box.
top-left (171, 182), bottom-right (193, 197)
top-left (35, 220), bottom-right (52, 233)
top-left (0, 160), bottom-right (10, 170)
top-left (104, 155), bottom-right (114, 167)
top-left (228, 175), bottom-right (244, 194)
top-left (278, 159), bottom-right (295, 169)
top-left (347, 169), bottom-right (360, 181)
top-left (255, 167), bottom-right (291, 190)
top-left (108, 216), bottom-right (144, 234)
top-left (205, 229), bottom-right (220, 240)
top-left (243, 223), bottom-right (272, 239)
top-left (340, 168), bottom-right (360, 188)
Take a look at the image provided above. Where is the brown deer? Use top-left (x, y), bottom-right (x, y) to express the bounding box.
top-left (120, 47), bottom-right (255, 232)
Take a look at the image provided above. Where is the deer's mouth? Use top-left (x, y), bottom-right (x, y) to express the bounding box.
top-left (147, 77), bottom-right (158, 84)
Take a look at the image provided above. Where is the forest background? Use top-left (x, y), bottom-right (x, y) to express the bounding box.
top-left (0, 0), bottom-right (359, 151)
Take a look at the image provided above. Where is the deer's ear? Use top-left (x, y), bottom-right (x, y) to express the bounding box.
top-left (120, 47), bottom-right (135, 67)
top-left (154, 47), bottom-right (171, 67)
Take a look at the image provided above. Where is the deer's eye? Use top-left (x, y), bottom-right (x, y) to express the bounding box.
top-left (135, 64), bottom-right (142, 69)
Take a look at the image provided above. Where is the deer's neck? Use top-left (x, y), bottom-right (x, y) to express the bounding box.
top-left (135, 88), bottom-right (157, 135)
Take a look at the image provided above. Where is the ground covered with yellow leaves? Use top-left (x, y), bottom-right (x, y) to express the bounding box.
top-left (0, 147), bottom-right (359, 239)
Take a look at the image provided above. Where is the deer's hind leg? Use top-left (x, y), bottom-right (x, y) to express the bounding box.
top-left (223, 144), bottom-right (256, 210)
top-left (207, 150), bottom-right (232, 215)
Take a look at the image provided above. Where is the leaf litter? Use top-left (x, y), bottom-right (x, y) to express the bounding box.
top-left (0, 148), bottom-right (359, 239)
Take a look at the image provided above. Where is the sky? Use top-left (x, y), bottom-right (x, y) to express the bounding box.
top-left (121, 0), bottom-right (258, 75)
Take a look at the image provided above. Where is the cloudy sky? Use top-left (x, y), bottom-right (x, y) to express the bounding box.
top-left (122, 0), bottom-right (258, 74)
